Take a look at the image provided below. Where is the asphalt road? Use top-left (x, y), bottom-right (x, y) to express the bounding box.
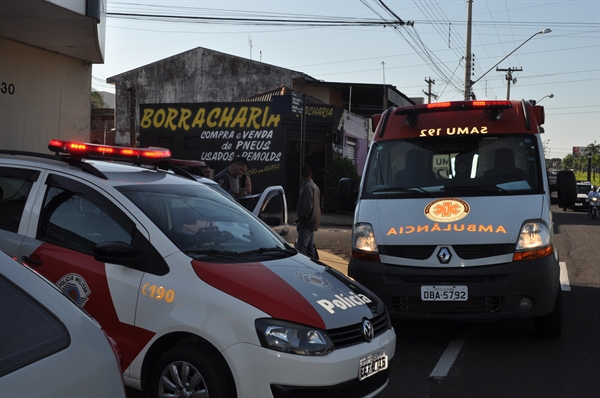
top-left (287, 208), bottom-right (600, 398)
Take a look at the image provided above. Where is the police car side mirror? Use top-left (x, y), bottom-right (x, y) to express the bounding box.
top-left (94, 241), bottom-right (140, 268)
top-left (550, 170), bottom-right (577, 208)
top-left (338, 178), bottom-right (358, 213)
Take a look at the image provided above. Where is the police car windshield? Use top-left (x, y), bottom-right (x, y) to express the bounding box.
top-left (118, 184), bottom-right (289, 258)
top-left (363, 134), bottom-right (544, 199)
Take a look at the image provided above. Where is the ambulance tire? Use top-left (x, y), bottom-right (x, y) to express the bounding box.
top-left (533, 289), bottom-right (562, 339)
top-left (150, 343), bottom-right (233, 398)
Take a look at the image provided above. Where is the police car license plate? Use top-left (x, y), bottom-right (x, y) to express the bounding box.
top-left (421, 285), bottom-right (468, 301)
top-left (359, 350), bottom-right (388, 381)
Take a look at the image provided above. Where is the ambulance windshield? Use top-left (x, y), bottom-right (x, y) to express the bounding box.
top-left (363, 134), bottom-right (544, 199)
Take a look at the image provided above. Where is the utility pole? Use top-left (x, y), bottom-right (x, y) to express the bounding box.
top-left (463, 0), bottom-right (473, 100)
top-left (382, 61), bottom-right (387, 111)
top-left (423, 77), bottom-right (437, 104)
top-left (496, 67), bottom-right (522, 99)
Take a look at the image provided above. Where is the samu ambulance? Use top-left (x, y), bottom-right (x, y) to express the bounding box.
top-left (0, 140), bottom-right (395, 397)
top-left (339, 99), bottom-right (576, 338)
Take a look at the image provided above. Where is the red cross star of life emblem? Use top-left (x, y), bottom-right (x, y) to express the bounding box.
top-left (424, 198), bottom-right (470, 222)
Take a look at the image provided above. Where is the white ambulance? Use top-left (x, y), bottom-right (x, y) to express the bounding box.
top-left (339, 99), bottom-right (576, 338)
top-left (0, 140), bottom-right (395, 397)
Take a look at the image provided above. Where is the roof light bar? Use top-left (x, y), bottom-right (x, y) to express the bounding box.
top-left (396, 100), bottom-right (513, 116)
top-left (48, 140), bottom-right (171, 162)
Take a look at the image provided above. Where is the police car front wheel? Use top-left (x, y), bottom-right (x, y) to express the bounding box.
top-left (151, 344), bottom-right (234, 398)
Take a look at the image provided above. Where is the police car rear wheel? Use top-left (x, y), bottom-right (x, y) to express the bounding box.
top-left (151, 344), bottom-right (232, 398)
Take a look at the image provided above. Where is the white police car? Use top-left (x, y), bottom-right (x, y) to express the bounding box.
top-left (0, 140), bottom-right (395, 398)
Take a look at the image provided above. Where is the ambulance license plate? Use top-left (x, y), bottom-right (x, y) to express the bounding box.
top-left (421, 285), bottom-right (468, 301)
top-left (359, 350), bottom-right (388, 381)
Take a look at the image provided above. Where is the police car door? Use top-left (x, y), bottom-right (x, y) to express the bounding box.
top-left (19, 173), bottom-right (148, 373)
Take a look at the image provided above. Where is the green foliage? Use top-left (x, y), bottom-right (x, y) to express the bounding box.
top-left (324, 154), bottom-right (361, 213)
top-left (91, 88), bottom-right (106, 108)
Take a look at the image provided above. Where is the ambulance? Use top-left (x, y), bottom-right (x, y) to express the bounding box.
top-left (0, 140), bottom-right (395, 397)
top-left (339, 99), bottom-right (576, 338)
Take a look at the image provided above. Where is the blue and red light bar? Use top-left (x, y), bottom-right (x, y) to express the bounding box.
top-left (48, 140), bottom-right (171, 162)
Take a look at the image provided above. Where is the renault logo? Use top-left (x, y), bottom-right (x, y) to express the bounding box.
top-left (437, 247), bottom-right (452, 264)
top-left (362, 319), bottom-right (374, 343)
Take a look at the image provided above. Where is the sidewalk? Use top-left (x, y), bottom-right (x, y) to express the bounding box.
top-left (318, 250), bottom-right (349, 275)
top-left (284, 211), bottom-right (353, 274)
top-left (319, 212), bottom-right (354, 228)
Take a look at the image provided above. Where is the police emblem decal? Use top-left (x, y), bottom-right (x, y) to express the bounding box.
top-left (57, 273), bottom-right (91, 307)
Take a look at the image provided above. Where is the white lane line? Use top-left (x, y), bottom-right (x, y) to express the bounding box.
top-left (559, 261), bottom-right (571, 291)
top-left (429, 339), bottom-right (465, 379)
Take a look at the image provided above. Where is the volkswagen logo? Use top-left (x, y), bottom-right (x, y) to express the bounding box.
top-left (362, 319), bottom-right (374, 343)
top-left (437, 247), bottom-right (452, 264)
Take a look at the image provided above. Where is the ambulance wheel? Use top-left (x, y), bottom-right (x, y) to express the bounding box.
top-left (533, 289), bottom-right (562, 339)
top-left (150, 343), bottom-right (233, 398)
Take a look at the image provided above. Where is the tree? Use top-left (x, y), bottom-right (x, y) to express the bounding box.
top-left (91, 88), bottom-right (106, 108)
top-left (323, 154), bottom-right (361, 213)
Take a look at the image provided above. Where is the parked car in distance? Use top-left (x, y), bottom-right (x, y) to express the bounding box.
top-left (0, 251), bottom-right (126, 398)
top-left (563, 181), bottom-right (592, 212)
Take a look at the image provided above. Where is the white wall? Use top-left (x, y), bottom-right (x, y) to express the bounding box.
top-left (0, 39), bottom-right (92, 152)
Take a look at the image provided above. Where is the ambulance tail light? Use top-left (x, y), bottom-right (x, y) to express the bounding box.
top-left (513, 220), bottom-right (554, 261)
top-left (351, 223), bottom-right (380, 262)
top-left (48, 139), bottom-right (171, 163)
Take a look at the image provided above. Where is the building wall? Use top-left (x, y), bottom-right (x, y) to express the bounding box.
top-left (90, 108), bottom-right (115, 145)
top-left (294, 84), bottom-right (335, 105)
top-left (342, 111), bottom-right (369, 175)
top-left (0, 39), bottom-right (92, 152)
top-left (108, 47), bottom-right (306, 146)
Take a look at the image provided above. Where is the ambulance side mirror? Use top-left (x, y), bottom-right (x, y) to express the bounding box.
top-left (550, 170), bottom-right (577, 208)
top-left (338, 178), bottom-right (358, 213)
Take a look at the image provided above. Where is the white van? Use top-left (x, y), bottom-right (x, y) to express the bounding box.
top-left (339, 99), bottom-right (576, 338)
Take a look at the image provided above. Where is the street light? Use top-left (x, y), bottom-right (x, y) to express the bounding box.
top-left (467, 28), bottom-right (552, 98)
top-left (537, 94), bottom-right (554, 103)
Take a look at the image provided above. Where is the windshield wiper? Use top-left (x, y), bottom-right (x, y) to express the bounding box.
top-left (371, 186), bottom-right (434, 197)
top-left (238, 247), bottom-right (297, 257)
top-left (442, 185), bottom-right (511, 195)
top-left (184, 248), bottom-right (238, 259)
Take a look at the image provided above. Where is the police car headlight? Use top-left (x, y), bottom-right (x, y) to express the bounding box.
top-left (255, 319), bottom-right (333, 356)
top-left (513, 221), bottom-right (553, 261)
top-left (353, 223), bottom-right (378, 252)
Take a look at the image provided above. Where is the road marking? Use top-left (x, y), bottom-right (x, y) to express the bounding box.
top-left (559, 261), bottom-right (571, 291)
top-left (429, 339), bottom-right (465, 379)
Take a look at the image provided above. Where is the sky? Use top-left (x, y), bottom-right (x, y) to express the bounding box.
top-left (92, 0), bottom-right (600, 160)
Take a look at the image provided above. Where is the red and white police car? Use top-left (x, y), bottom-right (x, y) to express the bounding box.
top-left (0, 140), bottom-right (395, 398)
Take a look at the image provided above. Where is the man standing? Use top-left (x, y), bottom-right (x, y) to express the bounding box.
top-left (214, 157), bottom-right (249, 198)
top-left (296, 165), bottom-right (321, 259)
